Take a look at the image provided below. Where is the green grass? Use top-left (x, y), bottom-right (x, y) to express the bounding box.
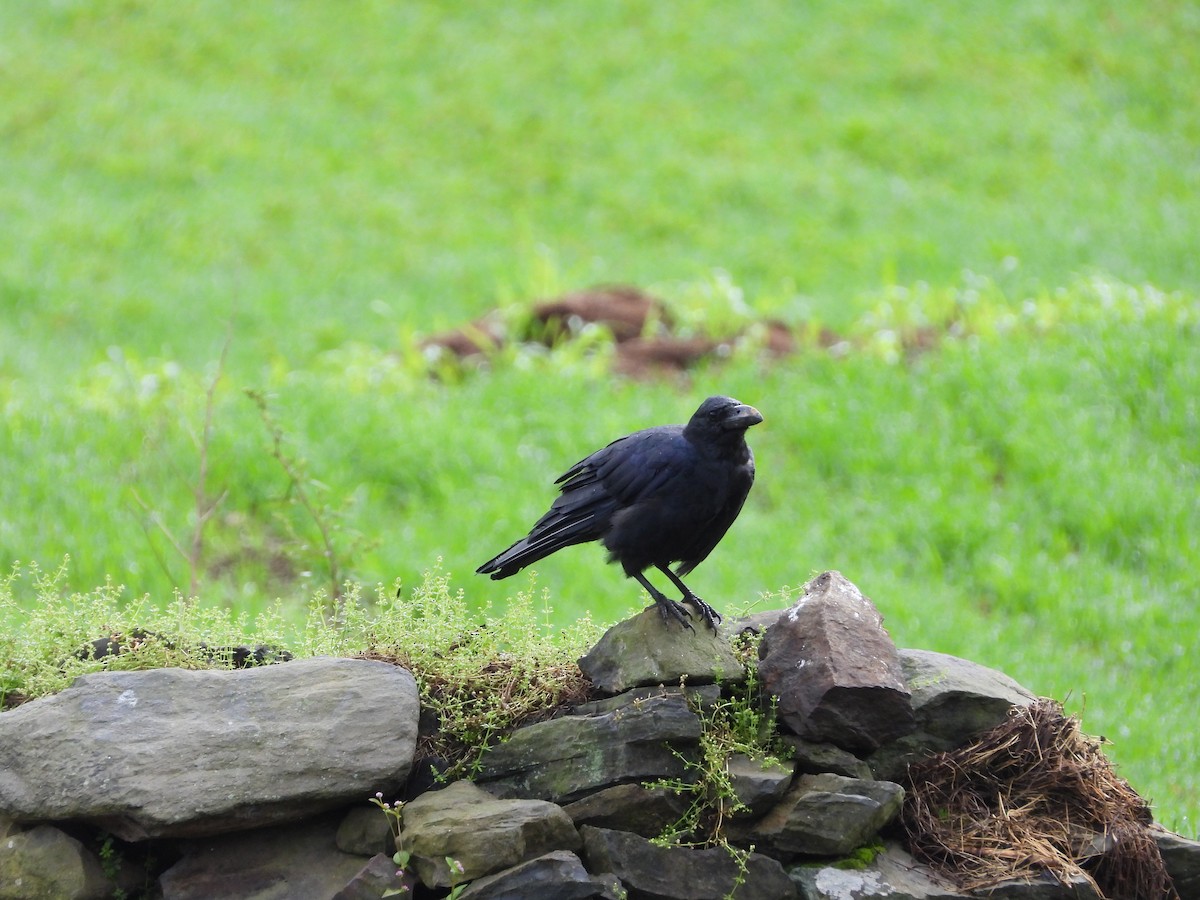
top-left (1, 1), bottom-right (1197, 833)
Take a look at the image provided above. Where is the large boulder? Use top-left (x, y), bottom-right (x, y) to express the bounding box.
top-left (757, 571), bottom-right (915, 752)
top-left (399, 780), bottom-right (582, 888)
top-left (0, 657), bottom-right (419, 839)
top-left (477, 692), bottom-right (702, 803)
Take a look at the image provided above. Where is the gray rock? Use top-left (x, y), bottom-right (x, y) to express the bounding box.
top-left (332, 853), bottom-right (415, 900)
top-left (159, 812), bottom-right (368, 900)
top-left (581, 825), bottom-right (797, 900)
top-left (0, 657), bottom-right (419, 839)
top-left (726, 753), bottom-right (794, 817)
top-left (579, 606), bottom-right (746, 695)
top-left (752, 773), bottom-right (905, 858)
top-left (572, 683), bottom-right (722, 716)
top-left (784, 736), bottom-right (873, 780)
top-left (336, 804), bottom-right (394, 857)
top-left (1156, 827), bottom-right (1200, 898)
top-left (758, 572), bottom-right (915, 753)
top-left (967, 873), bottom-right (1104, 899)
top-left (0, 825), bottom-right (110, 900)
top-left (477, 693), bottom-right (702, 803)
top-left (458, 850), bottom-right (617, 900)
top-left (399, 780), bottom-right (582, 888)
top-left (788, 841), bottom-right (967, 899)
top-left (562, 783), bottom-right (693, 838)
top-left (869, 649), bottom-right (1036, 781)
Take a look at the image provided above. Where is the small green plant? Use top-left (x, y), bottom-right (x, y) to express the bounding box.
top-left (369, 793), bottom-right (413, 895)
top-left (445, 856), bottom-right (469, 899)
top-left (97, 834), bottom-right (127, 900)
top-left (648, 634), bottom-right (792, 850)
top-left (342, 564), bottom-right (599, 778)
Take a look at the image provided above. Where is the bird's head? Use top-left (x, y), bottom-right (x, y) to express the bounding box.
top-left (687, 396), bottom-right (764, 437)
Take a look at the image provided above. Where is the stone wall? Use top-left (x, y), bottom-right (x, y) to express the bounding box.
top-left (0, 572), bottom-right (1195, 899)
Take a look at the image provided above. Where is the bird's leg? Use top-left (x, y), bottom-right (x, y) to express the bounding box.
top-left (657, 565), bottom-right (723, 631)
top-left (632, 571), bottom-right (695, 631)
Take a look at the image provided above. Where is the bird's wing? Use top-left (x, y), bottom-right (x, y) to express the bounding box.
top-left (558, 427), bottom-right (692, 505)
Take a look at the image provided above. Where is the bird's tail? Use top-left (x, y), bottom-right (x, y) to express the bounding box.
top-left (476, 485), bottom-right (612, 579)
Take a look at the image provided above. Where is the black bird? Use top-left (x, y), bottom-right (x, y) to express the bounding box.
top-left (476, 396), bottom-right (763, 630)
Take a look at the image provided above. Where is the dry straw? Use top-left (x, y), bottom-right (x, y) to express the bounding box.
top-left (901, 698), bottom-right (1178, 900)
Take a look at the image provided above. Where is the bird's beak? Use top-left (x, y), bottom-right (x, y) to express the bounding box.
top-left (726, 404), bottom-right (763, 429)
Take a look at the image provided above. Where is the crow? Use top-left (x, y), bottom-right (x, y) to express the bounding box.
top-left (476, 396), bottom-right (763, 630)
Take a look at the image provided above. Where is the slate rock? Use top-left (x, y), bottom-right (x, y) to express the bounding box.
top-left (562, 783), bottom-right (693, 838)
top-left (751, 773), bottom-right (905, 858)
top-left (580, 825), bottom-right (797, 900)
top-left (0, 825), bottom-right (110, 900)
top-left (1155, 827), bottom-right (1200, 898)
top-left (968, 873), bottom-right (1104, 899)
top-left (869, 649), bottom-right (1036, 781)
top-left (783, 736), bottom-right (873, 780)
top-left (399, 779), bottom-right (582, 888)
top-left (458, 850), bottom-right (619, 900)
top-left (477, 693), bottom-right (702, 803)
top-left (332, 853), bottom-right (416, 900)
top-left (579, 606), bottom-right (746, 695)
top-left (572, 683), bottom-right (722, 716)
top-left (159, 812), bottom-right (368, 900)
top-left (0, 657), bottom-right (419, 839)
top-left (758, 571), bottom-right (915, 752)
top-left (725, 753), bottom-right (794, 817)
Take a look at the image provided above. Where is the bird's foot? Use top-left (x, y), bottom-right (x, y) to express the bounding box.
top-left (651, 595), bottom-right (695, 632)
top-left (683, 594), bottom-right (722, 632)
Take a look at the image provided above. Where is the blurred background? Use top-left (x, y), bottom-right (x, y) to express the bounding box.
top-left (1, 1), bottom-right (1196, 830)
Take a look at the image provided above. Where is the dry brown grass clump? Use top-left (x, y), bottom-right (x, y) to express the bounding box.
top-left (901, 698), bottom-right (1178, 900)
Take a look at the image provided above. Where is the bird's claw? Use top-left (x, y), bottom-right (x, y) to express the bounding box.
top-left (651, 594), bottom-right (721, 632)
top-left (684, 594), bottom-right (722, 631)
top-left (652, 597), bottom-right (696, 632)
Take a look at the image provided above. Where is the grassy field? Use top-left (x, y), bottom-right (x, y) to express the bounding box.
top-left (1, 2), bottom-right (1197, 832)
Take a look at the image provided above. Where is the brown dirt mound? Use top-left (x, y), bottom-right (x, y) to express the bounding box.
top-left (901, 698), bottom-right (1178, 899)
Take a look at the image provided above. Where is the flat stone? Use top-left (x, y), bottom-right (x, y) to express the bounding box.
top-left (399, 780), bottom-right (582, 888)
top-left (757, 572), bottom-right (915, 753)
top-left (562, 783), bottom-right (692, 839)
top-left (458, 850), bottom-right (617, 900)
top-left (0, 657), bottom-right (419, 839)
top-left (784, 736), bottom-right (873, 780)
top-left (752, 773), bottom-right (905, 858)
top-left (477, 693), bottom-right (702, 803)
top-left (580, 826), bottom-right (797, 900)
